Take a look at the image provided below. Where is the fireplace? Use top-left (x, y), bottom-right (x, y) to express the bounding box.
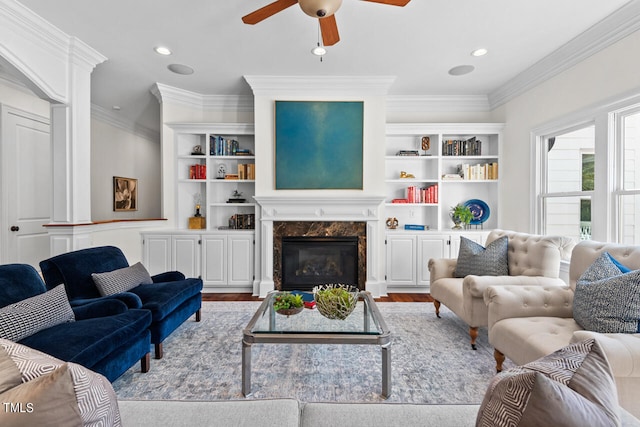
top-left (281, 236), bottom-right (358, 291)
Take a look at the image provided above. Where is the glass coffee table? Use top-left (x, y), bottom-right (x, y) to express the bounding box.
top-left (242, 290), bottom-right (392, 398)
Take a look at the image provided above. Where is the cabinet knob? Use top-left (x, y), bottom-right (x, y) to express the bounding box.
top-left (10, 225), bottom-right (19, 232)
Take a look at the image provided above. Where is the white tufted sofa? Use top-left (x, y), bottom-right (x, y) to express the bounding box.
top-left (484, 240), bottom-right (640, 417)
top-left (428, 230), bottom-right (575, 349)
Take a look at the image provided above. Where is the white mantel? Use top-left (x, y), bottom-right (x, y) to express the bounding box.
top-left (254, 196), bottom-right (386, 298)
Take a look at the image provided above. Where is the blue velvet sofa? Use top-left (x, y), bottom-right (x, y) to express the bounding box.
top-left (0, 263), bottom-right (152, 382)
top-left (40, 246), bottom-right (203, 359)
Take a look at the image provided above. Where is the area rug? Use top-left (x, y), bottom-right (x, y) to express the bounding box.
top-left (112, 301), bottom-right (513, 403)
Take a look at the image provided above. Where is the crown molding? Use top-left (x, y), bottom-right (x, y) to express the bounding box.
top-left (151, 83), bottom-right (253, 112)
top-left (386, 95), bottom-right (490, 113)
top-left (244, 75), bottom-right (396, 96)
top-left (489, 1), bottom-right (640, 109)
top-left (91, 104), bottom-right (159, 142)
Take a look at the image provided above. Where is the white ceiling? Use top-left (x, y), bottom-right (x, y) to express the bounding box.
top-left (11, 0), bottom-right (637, 132)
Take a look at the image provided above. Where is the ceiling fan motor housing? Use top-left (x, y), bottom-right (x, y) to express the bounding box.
top-left (299, 0), bottom-right (342, 18)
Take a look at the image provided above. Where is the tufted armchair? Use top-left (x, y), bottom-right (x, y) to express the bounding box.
top-left (428, 229), bottom-right (575, 349)
top-left (40, 246), bottom-right (203, 359)
top-left (484, 240), bottom-right (640, 417)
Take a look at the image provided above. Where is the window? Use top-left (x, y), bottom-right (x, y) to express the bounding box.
top-left (533, 92), bottom-right (640, 244)
top-left (616, 108), bottom-right (640, 244)
top-left (540, 126), bottom-right (595, 241)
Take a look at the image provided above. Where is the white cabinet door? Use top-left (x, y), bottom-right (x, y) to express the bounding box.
top-left (172, 235), bottom-right (201, 279)
top-left (386, 235), bottom-right (417, 285)
top-left (449, 232), bottom-right (487, 259)
top-left (228, 235), bottom-right (254, 286)
top-left (417, 235), bottom-right (449, 285)
top-left (142, 234), bottom-right (172, 275)
top-left (202, 235), bottom-right (226, 286)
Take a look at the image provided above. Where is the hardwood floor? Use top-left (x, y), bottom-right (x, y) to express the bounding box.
top-left (202, 293), bottom-right (434, 303)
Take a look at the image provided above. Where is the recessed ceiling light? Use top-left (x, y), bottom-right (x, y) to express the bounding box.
top-left (154, 46), bottom-right (172, 56)
top-left (168, 64), bottom-right (195, 75)
top-left (448, 65), bottom-right (475, 76)
top-left (471, 48), bottom-right (488, 57)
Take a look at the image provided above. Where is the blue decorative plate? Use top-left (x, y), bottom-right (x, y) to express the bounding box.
top-left (464, 199), bottom-right (490, 224)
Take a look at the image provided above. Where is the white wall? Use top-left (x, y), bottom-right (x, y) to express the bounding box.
top-left (0, 80), bottom-right (49, 116)
top-left (90, 118), bottom-right (161, 221)
top-left (490, 29), bottom-right (640, 232)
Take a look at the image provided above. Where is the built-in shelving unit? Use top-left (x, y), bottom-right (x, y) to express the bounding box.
top-left (172, 123), bottom-right (256, 231)
top-left (140, 123), bottom-right (257, 293)
top-left (385, 123), bottom-right (503, 232)
top-left (384, 123), bottom-right (503, 292)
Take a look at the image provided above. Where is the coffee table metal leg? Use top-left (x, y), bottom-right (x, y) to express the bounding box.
top-left (381, 343), bottom-right (391, 398)
top-left (242, 340), bottom-right (252, 397)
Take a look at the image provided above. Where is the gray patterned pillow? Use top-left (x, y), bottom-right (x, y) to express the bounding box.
top-left (476, 339), bottom-right (620, 427)
top-left (92, 262), bottom-right (153, 296)
top-left (0, 285), bottom-right (75, 342)
top-left (573, 252), bottom-right (640, 333)
top-left (454, 236), bottom-right (508, 278)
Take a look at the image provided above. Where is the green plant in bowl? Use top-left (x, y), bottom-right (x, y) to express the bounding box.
top-left (273, 292), bottom-right (304, 316)
top-left (313, 284), bottom-right (359, 320)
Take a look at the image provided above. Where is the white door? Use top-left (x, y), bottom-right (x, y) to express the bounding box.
top-left (172, 235), bottom-right (201, 278)
top-left (385, 235), bottom-right (416, 285)
top-left (142, 234), bottom-right (172, 275)
top-left (202, 235), bottom-right (226, 287)
top-left (1, 106), bottom-right (51, 267)
top-left (417, 235), bottom-right (449, 286)
top-left (228, 234), bottom-right (254, 286)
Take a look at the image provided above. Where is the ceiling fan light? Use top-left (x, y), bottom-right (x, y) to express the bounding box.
top-left (311, 45), bottom-right (327, 56)
top-left (299, 0), bottom-right (342, 18)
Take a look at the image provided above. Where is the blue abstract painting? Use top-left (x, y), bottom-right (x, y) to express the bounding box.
top-left (275, 101), bottom-right (364, 189)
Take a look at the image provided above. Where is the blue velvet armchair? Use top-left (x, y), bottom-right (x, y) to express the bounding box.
top-left (0, 264), bottom-right (152, 382)
top-left (40, 246), bottom-right (203, 359)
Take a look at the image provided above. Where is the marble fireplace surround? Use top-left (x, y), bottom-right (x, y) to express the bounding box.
top-left (274, 221), bottom-right (366, 291)
top-left (254, 197), bottom-right (385, 297)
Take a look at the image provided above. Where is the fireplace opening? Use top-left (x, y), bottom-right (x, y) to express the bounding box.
top-left (281, 236), bottom-right (358, 291)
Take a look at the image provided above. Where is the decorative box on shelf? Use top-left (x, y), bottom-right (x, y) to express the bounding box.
top-left (188, 216), bottom-right (206, 229)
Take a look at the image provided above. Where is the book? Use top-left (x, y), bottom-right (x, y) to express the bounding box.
top-left (397, 150), bottom-right (420, 156)
top-left (404, 224), bottom-right (426, 230)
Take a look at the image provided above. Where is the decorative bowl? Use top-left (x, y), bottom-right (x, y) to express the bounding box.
top-left (313, 284), bottom-right (359, 320)
top-left (276, 306), bottom-right (304, 317)
top-left (273, 292), bottom-right (304, 317)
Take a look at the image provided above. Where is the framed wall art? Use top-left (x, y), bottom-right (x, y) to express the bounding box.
top-left (113, 176), bottom-right (138, 211)
top-left (275, 100), bottom-right (364, 189)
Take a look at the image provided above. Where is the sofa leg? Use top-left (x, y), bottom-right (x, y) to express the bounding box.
top-left (155, 343), bottom-right (163, 359)
top-left (494, 349), bottom-right (505, 373)
top-left (469, 327), bottom-right (478, 350)
top-left (195, 309), bottom-right (201, 322)
top-left (433, 300), bottom-right (441, 318)
top-left (141, 353), bottom-right (150, 373)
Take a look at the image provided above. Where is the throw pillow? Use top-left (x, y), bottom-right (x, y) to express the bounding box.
top-left (454, 236), bottom-right (508, 278)
top-left (92, 262), bottom-right (153, 296)
top-left (0, 284), bottom-right (75, 342)
top-left (1, 338), bottom-right (123, 426)
top-left (0, 363), bottom-right (82, 427)
top-left (607, 253), bottom-right (632, 273)
top-left (476, 339), bottom-right (620, 427)
top-left (0, 346), bottom-right (21, 394)
top-left (573, 252), bottom-right (640, 333)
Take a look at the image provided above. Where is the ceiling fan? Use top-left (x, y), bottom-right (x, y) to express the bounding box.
top-left (242, 0), bottom-right (411, 46)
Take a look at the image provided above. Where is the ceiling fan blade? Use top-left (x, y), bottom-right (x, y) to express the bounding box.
top-left (319, 15), bottom-right (340, 46)
top-left (242, 0), bottom-right (298, 25)
top-left (361, 0), bottom-right (411, 6)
